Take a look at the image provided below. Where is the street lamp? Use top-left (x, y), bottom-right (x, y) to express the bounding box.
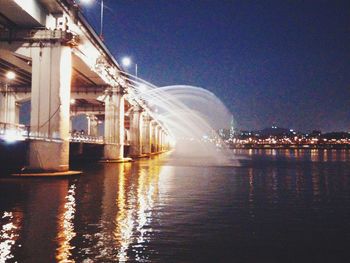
top-left (79, 0), bottom-right (104, 39)
top-left (121, 57), bottom-right (131, 67)
top-left (99, 0), bottom-right (104, 39)
top-left (121, 56), bottom-right (138, 78)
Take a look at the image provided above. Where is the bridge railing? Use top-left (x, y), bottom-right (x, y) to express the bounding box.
top-left (0, 123), bottom-right (127, 145)
top-left (0, 123), bottom-right (105, 144)
top-left (69, 133), bottom-right (104, 144)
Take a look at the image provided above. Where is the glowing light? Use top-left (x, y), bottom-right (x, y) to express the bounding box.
top-left (121, 57), bottom-right (131, 67)
top-left (70, 99), bottom-right (75, 104)
top-left (6, 71), bottom-right (15, 80)
top-left (80, 0), bottom-right (93, 5)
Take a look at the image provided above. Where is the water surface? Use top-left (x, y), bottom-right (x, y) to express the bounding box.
top-left (1, 149), bottom-right (350, 262)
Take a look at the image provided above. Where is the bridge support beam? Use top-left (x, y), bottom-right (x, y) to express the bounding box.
top-left (28, 43), bottom-right (72, 172)
top-left (129, 106), bottom-right (143, 157)
top-left (103, 88), bottom-right (124, 160)
top-left (142, 115), bottom-right (151, 155)
top-left (0, 90), bottom-right (19, 124)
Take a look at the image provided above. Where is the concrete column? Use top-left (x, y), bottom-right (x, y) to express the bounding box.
top-left (0, 87), bottom-right (18, 124)
top-left (87, 115), bottom-right (98, 137)
top-left (164, 133), bottom-right (169, 151)
top-left (154, 125), bottom-right (160, 152)
top-left (129, 105), bottom-right (143, 157)
top-left (161, 130), bottom-right (165, 152)
top-left (157, 126), bottom-right (163, 152)
top-left (150, 121), bottom-right (157, 153)
top-left (103, 87), bottom-right (125, 160)
top-left (142, 115), bottom-right (151, 155)
top-left (15, 102), bottom-right (20, 124)
top-left (29, 43), bottom-right (72, 172)
top-left (161, 130), bottom-right (165, 151)
top-left (162, 133), bottom-right (166, 151)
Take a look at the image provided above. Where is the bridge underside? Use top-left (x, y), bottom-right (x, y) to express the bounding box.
top-left (0, 0), bottom-right (171, 173)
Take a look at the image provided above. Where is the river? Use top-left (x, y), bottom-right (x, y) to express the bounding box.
top-left (0, 149), bottom-right (349, 262)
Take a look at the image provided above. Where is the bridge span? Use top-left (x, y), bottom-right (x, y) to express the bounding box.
top-left (0, 0), bottom-right (172, 173)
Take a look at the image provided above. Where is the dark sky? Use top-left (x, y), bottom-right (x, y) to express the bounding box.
top-left (82, 0), bottom-right (350, 132)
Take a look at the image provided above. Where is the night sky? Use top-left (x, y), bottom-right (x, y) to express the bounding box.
top-left (82, 0), bottom-right (350, 132)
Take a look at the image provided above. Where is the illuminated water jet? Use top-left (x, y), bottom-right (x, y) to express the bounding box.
top-left (123, 72), bottom-right (234, 165)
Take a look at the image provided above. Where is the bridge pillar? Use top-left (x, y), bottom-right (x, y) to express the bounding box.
top-left (142, 114), bottom-right (152, 155)
top-left (87, 115), bottom-right (98, 137)
top-left (157, 126), bottom-right (163, 152)
top-left (164, 133), bottom-right (170, 151)
top-left (163, 133), bottom-right (167, 151)
top-left (0, 88), bottom-right (19, 124)
top-left (28, 43), bottom-right (72, 172)
top-left (129, 105), bottom-right (143, 157)
top-left (161, 130), bottom-right (165, 152)
top-left (150, 121), bottom-right (157, 153)
top-left (103, 87), bottom-right (125, 160)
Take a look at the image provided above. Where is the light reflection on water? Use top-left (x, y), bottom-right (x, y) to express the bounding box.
top-left (0, 150), bottom-right (350, 262)
top-left (70, 157), bottom-right (166, 262)
top-left (0, 211), bottom-right (21, 262)
top-left (242, 148), bottom-right (350, 162)
top-left (56, 184), bottom-right (76, 263)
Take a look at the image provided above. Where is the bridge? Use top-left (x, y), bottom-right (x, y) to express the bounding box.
top-left (0, 0), bottom-right (172, 173)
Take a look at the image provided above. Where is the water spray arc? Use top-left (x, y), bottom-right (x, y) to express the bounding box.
top-left (120, 70), bottom-right (234, 163)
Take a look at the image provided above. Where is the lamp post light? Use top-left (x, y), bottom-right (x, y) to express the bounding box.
top-left (121, 56), bottom-right (138, 78)
top-left (121, 57), bottom-right (131, 67)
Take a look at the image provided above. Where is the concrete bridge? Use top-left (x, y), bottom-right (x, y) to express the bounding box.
top-left (0, 0), bottom-right (172, 173)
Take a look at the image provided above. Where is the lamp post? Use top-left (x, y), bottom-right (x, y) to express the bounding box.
top-left (121, 56), bottom-right (138, 78)
top-left (79, 0), bottom-right (104, 39)
top-left (100, 0), bottom-right (104, 39)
